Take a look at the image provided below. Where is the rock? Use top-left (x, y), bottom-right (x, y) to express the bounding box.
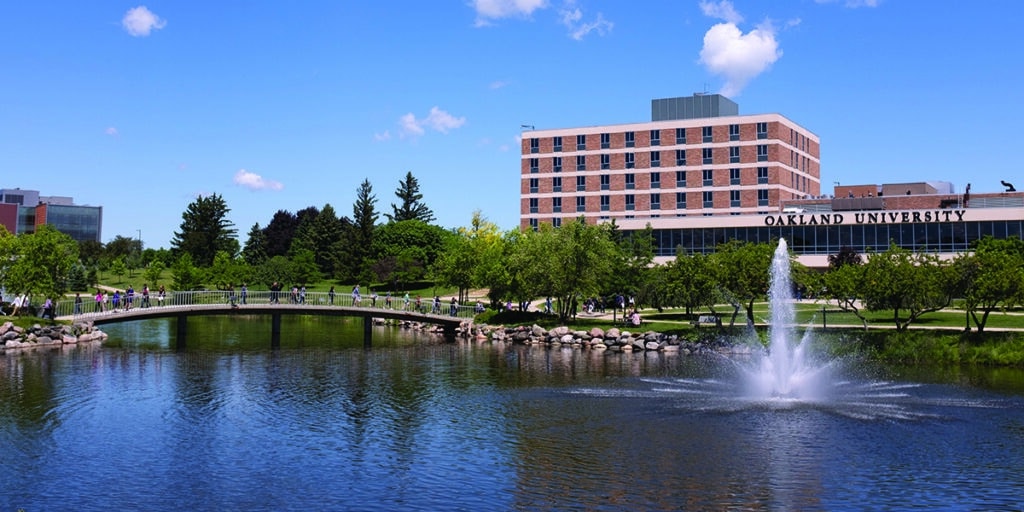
top-left (550, 326), bottom-right (570, 337)
top-left (560, 334), bottom-right (574, 344)
top-left (531, 324), bottom-right (547, 337)
top-left (589, 327), bottom-right (605, 338)
top-left (606, 328), bottom-right (620, 339)
top-left (63, 335), bottom-right (78, 345)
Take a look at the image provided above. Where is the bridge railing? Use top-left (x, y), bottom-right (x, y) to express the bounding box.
top-left (54, 290), bottom-right (482, 321)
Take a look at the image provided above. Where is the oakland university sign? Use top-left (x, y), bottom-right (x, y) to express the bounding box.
top-left (763, 209), bottom-right (966, 226)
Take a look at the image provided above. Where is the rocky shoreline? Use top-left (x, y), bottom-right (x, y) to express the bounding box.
top-left (462, 322), bottom-right (755, 355)
top-left (1, 320), bottom-right (108, 351)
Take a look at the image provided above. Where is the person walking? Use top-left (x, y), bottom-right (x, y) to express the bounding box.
top-left (74, 293), bottom-right (83, 315)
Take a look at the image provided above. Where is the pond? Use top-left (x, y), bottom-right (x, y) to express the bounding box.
top-left (2, 316), bottom-right (1023, 511)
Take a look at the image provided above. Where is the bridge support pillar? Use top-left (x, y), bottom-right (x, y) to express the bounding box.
top-left (175, 314), bottom-right (187, 350)
top-left (363, 315), bottom-right (372, 348)
top-left (271, 313), bottom-right (281, 349)
top-left (443, 323), bottom-right (457, 342)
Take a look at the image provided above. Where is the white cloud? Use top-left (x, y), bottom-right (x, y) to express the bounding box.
top-left (559, 5), bottom-right (612, 40)
top-left (374, 130), bottom-right (392, 141)
top-left (105, 127), bottom-right (119, 136)
top-left (489, 80), bottom-right (509, 89)
top-left (122, 6), bottom-right (166, 37)
top-left (472, 0), bottom-right (548, 26)
top-left (699, 1), bottom-right (781, 97)
top-left (815, 0), bottom-right (880, 7)
top-left (398, 107), bottom-right (466, 138)
top-left (233, 169), bottom-right (283, 191)
top-left (699, 0), bottom-right (743, 24)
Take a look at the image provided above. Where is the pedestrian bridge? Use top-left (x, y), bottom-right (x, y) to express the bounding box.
top-left (56, 290), bottom-right (474, 348)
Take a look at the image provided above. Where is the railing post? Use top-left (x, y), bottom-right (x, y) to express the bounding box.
top-left (822, 307), bottom-right (827, 330)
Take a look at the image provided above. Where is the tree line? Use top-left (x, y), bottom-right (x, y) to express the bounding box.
top-left (2, 170), bottom-right (1023, 332)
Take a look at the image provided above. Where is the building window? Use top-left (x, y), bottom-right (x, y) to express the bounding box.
top-left (703, 169), bottom-right (713, 187)
top-left (601, 133), bottom-right (610, 149)
top-left (730, 190), bottom-right (740, 207)
top-left (600, 195), bottom-right (610, 211)
top-left (676, 171), bottom-right (686, 187)
top-left (650, 193), bottom-right (661, 210)
top-left (729, 124), bottom-right (740, 141)
top-left (650, 172), bottom-right (661, 188)
top-left (530, 138), bottom-right (539, 153)
top-left (576, 155), bottom-right (586, 171)
top-left (553, 176), bottom-right (562, 192)
top-left (758, 189), bottom-right (769, 206)
top-left (703, 191), bottom-right (713, 208)
top-left (576, 196), bottom-right (586, 212)
top-left (600, 174), bottom-right (610, 190)
top-left (577, 175), bottom-right (587, 191)
top-left (675, 149), bottom-right (686, 167)
top-left (702, 147), bottom-right (713, 165)
top-left (757, 144), bottom-right (768, 162)
top-left (529, 198), bottom-right (538, 213)
top-left (577, 134), bottom-right (587, 150)
top-left (552, 217), bottom-right (562, 228)
top-left (702, 126), bottom-right (713, 143)
top-left (650, 130), bottom-right (661, 146)
top-left (529, 218), bottom-right (538, 231)
top-left (757, 166), bottom-right (768, 184)
top-left (757, 122), bottom-right (768, 139)
top-left (625, 194), bottom-right (635, 210)
top-left (650, 151), bottom-right (661, 167)
top-left (529, 178), bottom-right (539, 193)
top-left (625, 131), bottom-right (635, 148)
top-left (730, 168), bottom-right (740, 185)
top-left (552, 197), bottom-right (562, 213)
top-left (625, 152), bottom-right (635, 169)
top-left (676, 192), bottom-right (687, 209)
top-left (530, 158), bottom-right (538, 173)
top-left (600, 154), bottom-right (610, 170)
top-left (553, 136), bottom-right (562, 152)
top-left (729, 146), bottom-right (740, 163)
top-left (553, 156), bottom-right (562, 173)
top-left (625, 173), bottom-right (635, 190)
top-left (676, 127), bottom-right (686, 145)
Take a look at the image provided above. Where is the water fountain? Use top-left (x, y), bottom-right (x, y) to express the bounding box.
top-left (745, 238), bottom-right (833, 401)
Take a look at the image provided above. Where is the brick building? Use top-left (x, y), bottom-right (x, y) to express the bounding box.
top-left (519, 93), bottom-right (821, 230)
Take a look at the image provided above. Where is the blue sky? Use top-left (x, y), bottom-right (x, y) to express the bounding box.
top-left (2, 0), bottom-right (1022, 249)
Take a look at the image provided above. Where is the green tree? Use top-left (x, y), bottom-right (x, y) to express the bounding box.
top-left (78, 239), bottom-right (104, 266)
top-left (710, 240), bottom-right (775, 327)
top-left (207, 251), bottom-right (250, 290)
top-left (68, 263), bottom-right (89, 292)
top-left (821, 262), bottom-right (869, 330)
top-left (306, 204), bottom-right (346, 277)
top-left (171, 253), bottom-right (202, 291)
top-left (371, 219), bottom-right (451, 288)
top-left (861, 244), bottom-right (955, 331)
top-left (110, 256), bottom-right (128, 284)
top-left (254, 255), bottom-right (293, 288)
top-left (262, 210), bottom-right (299, 258)
top-left (290, 249), bottom-right (321, 285)
top-left (170, 193), bottom-right (238, 267)
top-left (666, 252), bottom-right (722, 317)
top-left (955, 237), bottom-right (1024, 332)
top-left (338, 179), bottom-right (378, 283)
top-left (386, 171), bottom-right (434, 223)
top-left (242, 222), bottom-right (268, 266)
top-left (143, 260), bottom-right (165, 288)
top-left (4, 225), bottom-right (79, 303)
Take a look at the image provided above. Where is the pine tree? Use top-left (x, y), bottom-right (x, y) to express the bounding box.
top-left (242, 223), bottom-right (268, 266)
top-left (386, 171), bottom-right (434, 223)
top-left (170, 193), bottom-right (238, 267)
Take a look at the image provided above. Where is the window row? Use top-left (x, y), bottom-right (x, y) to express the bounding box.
top-left (527, 146), bottom-right (770, 172)
top-left (526, 189), bottom-right (771, 213)
top-left (528, 123), bottom-right (773, 153)
top-left (527, 168), bottom-right (771, 192)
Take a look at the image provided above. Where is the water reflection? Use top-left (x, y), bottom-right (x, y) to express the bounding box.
top-left (0, 319), bottom-right (1022, 511)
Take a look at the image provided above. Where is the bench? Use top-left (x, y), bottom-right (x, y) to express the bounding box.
top-left (692, 315), bottom-right (720, 327)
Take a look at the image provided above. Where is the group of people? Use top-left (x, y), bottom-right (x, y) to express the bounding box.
top-left (91, 284), bottom-right (164, 313)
